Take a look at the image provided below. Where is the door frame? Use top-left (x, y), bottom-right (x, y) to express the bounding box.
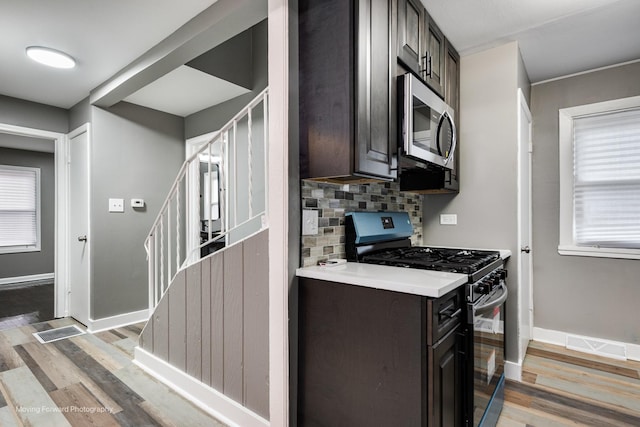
top-left (516, 89), bottom-right (533, 362)
top-left (0, 122), bottom-right (68, 317)
top-left (185, 131), bottom-right (217, 264)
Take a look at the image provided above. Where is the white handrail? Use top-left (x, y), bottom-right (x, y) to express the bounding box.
top-left (145, 88), bottom-right (269, 309)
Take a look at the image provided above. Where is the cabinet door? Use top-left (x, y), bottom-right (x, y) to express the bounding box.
top-left (298, 0), bottom-right (354, 179)
top-left (444, 41), bottom-right (460, 191)
top-left (429, 326), bottom-right (461, 427)
top-left (423, 12), bottom-right (445, 97)
top-left (444, 41), bottom-right (460, 121)
top-left (355, 0), bottom-right (397, 180)
top-left (299, 278), bottom-right (424, 426)
top-left (397, 0), bottom-right (424, 75)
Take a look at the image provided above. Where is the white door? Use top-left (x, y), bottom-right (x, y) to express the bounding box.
top-left (517, 90), bottom-right (533, 362)
top-left (68, 125), bottom-right (90, 325)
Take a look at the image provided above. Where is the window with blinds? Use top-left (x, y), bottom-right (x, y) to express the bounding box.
top-left (0, 165), bottom-right (41, 253)
top-left (559, 95), bottom-right (640, 259)
top-left (573, 108), bottom-right (640, 248)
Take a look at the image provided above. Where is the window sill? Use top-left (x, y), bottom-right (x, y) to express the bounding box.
top-left (0, 246), bottom-right (41, 255)
top-left (558, 245), bottom-right (640, 260)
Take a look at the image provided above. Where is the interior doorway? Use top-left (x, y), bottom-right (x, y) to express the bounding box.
top-left (0, 123), bottom-right (68, 327)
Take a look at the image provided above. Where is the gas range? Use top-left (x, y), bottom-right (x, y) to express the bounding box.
top-left (344, 211), bottom-right (508, 427)
top-left (345, 211), bottom-right (507, 308)
top-left (345, 211), bottom-right (503, 283)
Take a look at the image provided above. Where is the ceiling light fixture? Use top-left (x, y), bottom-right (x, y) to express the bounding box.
top-left (26, 46), bottom-right (76, 69)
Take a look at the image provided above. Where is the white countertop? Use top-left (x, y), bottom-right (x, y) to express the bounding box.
top-left (296, 248), bottom-right (511, 298)
top-left (296, 262), bottom-right (467, 298)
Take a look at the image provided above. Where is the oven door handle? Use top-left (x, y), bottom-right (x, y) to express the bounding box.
top-left (473, 283), bottom-right (508, 316)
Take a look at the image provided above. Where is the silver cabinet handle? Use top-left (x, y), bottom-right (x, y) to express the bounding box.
top-left (78, 235), bottom-right (87, 242)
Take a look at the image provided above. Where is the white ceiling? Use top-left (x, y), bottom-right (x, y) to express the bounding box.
top-left (0, 0), bottom-right (219, 109)
top-left (0, 0), bottom-right (639, 115)
top-left (425, 0), bottom-right (640, 83)
top-left (123, 65), bottom-right (250, 117)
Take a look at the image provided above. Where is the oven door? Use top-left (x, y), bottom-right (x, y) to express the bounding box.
top-left (468, 283), bottom-right (507, 427)
top-left (400, 73), bottom-right (457, 169)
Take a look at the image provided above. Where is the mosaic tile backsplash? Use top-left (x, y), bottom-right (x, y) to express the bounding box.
top-left (301, 180), bottom-right (423, 267)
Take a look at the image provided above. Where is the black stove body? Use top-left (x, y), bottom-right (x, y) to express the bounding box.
top-left (345, 211), bottom-right (507, 427)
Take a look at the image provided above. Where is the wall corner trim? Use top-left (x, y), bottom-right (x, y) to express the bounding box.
top-left (504, 361), bottom-right (522, 382)
top-left (134, 347), bottom-right (269, 427)
top-left (532, 327), bottom-right (640, 362)
top-left (87, 308), bottom-right (149, 333)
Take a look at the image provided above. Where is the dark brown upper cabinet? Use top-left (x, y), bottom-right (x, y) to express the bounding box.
top-left (444, 40), bottom-right (460, 128)
top-left (423, 12), bottom-right (445, 97)
top-left (396, 2), bottom-right (461, 194)
top-left (397, 0), bottom-right (425, 76)
top-left (299, 0), bottom-right (397, 182)
top-left (396, 2), bottom-right (458, 104)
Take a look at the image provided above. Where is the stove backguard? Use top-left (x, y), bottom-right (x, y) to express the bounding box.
top-left (345, 212), bottom-right (414, 261)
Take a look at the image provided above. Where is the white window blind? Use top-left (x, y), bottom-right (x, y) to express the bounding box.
top-left (0, 165), bottom-right (40, 252)
top-left (573, 107), bottom-right (640, 248)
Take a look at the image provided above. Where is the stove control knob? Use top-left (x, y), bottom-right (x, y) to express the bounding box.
top-left (492, 273), bottom-right (502, 287)
top-left (477, 282), bottom-right (491, 294)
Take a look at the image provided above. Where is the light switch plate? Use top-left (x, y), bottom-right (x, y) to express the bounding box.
top-left (302, 209), bottom-right (319, 235)
top-left (109, 198), bottom-right (125, 213)
top-left (131, 198), bottom-right (145, 208)
top-left (440, 214), bottom-right (457, 225)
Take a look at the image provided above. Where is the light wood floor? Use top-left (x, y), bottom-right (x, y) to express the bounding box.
top-left (498, 340), bottom-right (640, 426)
top-left (0, 318), bottom-right (227, 426)
top-left (2, 319), bottom-right (639, 426)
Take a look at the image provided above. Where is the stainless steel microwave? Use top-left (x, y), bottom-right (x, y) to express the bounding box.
top-left (399, 73), bottom-right (456, 170)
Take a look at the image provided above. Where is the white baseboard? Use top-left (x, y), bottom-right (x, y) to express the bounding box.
top-left (533, 327), bottom-right (640, 362)
top-left (0, 273), bottom-right (54, 287)
top-left (87, 308), bottom-right (149, 333)
top-left (504, 360), bottom-right (522, 381)
top-left (134, 347), bottom-right (269, 427)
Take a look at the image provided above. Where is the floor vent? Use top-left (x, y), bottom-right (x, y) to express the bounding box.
top-left (566, 334), bottom-right (627, 360)
top-left (33, 325), bottom-right (85, 344)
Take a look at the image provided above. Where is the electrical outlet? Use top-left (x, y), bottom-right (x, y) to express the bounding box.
top-left (109, 198), bottom-right (124, 213)
top-left (302, 209), bottom-right (319, 235)
top-left (440, 214), bottom-right (457, 225)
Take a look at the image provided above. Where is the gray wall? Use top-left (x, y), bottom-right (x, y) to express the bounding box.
top-left (185, 19), bottom-right (268, 139)
top-left (422, 42), bottom-right (530, 362)
top-left (0, 134), bottom-right (54, 153)
top-left (531, 61), bottom-right (640, 344)
top-left (69, 97), bottom-right (91, 131)
top-left (0, 95), bottom-right (68, 133)
top-left (140, 229), bottom-right (269, 419)
top-left (0, 95), bottom-right (68, 282)
top-left (90, 102), bottom-right (184, 319)
top-left (0, 148), bottom-right (55, 280)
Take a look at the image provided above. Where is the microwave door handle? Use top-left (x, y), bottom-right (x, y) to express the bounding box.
top-left (436, 110), bottom-right (457, 165)
top-left (404, 76), bottom-right (413, 154)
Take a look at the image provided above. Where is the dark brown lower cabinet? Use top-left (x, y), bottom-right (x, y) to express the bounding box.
top-left (429, 327), bottom-right (461, 427)
top-left (298, 278), bottom-right (463, 426)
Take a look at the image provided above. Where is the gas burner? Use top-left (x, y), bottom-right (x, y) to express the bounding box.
top-left (360, 246), bottom-right (501, 275)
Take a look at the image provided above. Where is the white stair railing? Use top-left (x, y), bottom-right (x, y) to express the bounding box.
top-left (145, 88), bottom-right (269, 310)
